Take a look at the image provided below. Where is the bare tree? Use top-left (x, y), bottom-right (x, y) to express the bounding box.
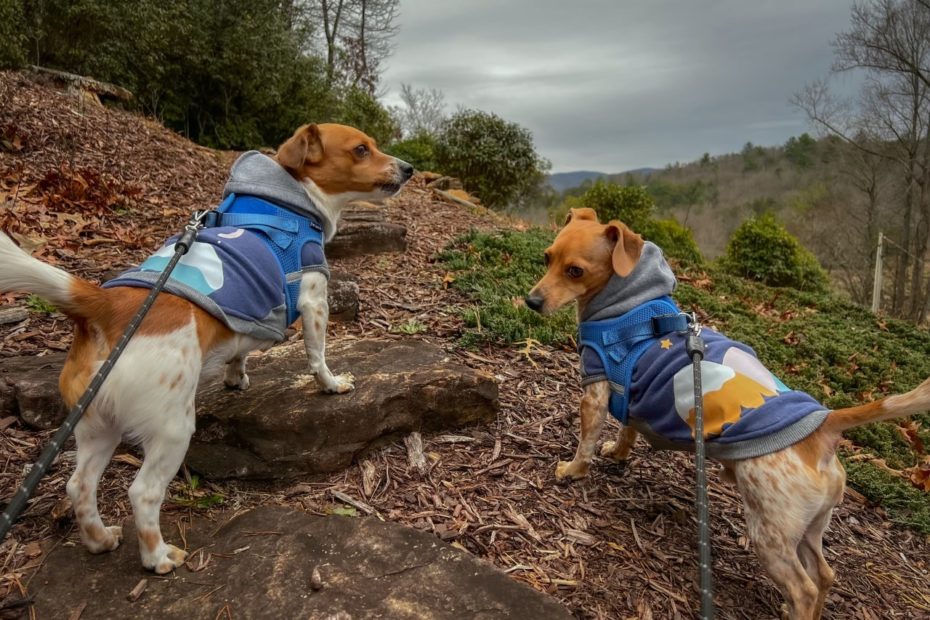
top-left (340, 0), bottom-right (399, 94)
top-left (297, 0), bottom-right (398, 90)
top-left (394, 83), bottom-right (446, 137)
top-left (796, 0), bottom-right (930, 321)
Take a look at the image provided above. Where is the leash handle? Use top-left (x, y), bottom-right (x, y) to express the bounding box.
top-left (687, 319), bottom-right (715, 620)
top-left (0, 211), bottom-right (206, 541)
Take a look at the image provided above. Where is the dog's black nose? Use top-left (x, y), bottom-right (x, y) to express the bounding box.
top-left (399, 160), bottom-right (414, 181)
top-left (524, 294), bottom-right (544, 313)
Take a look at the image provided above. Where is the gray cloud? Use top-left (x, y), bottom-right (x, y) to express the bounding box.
top-left (382, 0), bottom-right (856, 172)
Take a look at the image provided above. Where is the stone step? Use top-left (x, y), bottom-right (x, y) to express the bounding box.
top-left (28, 506), bottom-right (572, 619)
top-left (187, 339), bottom-right (498, 479)
top-left (328, 205), bottom-right (407, 259)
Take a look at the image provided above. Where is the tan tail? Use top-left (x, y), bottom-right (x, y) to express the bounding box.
top-left (823, 376), bottom-right (930, 434)
top-left (0, 230), bottom-right (105, 319)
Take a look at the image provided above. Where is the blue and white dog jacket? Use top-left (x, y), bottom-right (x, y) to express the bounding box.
top-left (577, 242), bottom-right (828, 460)
top-left (103, 152), bottom-right (334, 342)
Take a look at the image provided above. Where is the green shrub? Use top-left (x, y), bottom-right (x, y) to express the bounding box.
top-left (334, 86), bottom-right (399, 147)
top-left (438, 228), bottom-right (574, 347)
top-left (386, 133), bottom-right (438, 172)
top-left (720, 213), bottom-right (828, 292)
top-left (553, 180), bottom-right (656, 231)
top-left (640, 218), bottom-right (703, 265)
top-left (434, 109), bottom-right (549, 209)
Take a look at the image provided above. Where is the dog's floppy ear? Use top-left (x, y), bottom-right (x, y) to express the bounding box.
top-left (563, 207), bottom-right (599, 226)
top-left (276, 124), bottom-right (324, 169)
top-left (605, 221), bottom-right (644, 277)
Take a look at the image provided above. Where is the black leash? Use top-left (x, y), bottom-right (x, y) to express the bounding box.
top-left (685, 315), bottom-right (714, 619)
top-left (0, 211), bottom-right (208, 541)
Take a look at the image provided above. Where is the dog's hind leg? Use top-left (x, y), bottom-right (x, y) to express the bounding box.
top-left (797, 509), bottom-right (836, 620)
top-left (128, 405), bottom-right (194, 574)
top-left (67, 421), bottom-right (122, 554)
top-left (735, 453), bottom-right (825, 619)
top-left (600, 425), bottom-right (638, 462)
top-left (223, 356), bottom-right (250, 390)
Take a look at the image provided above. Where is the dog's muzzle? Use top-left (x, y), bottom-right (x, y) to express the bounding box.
top-left (524, 293), bottom-right (545, 313)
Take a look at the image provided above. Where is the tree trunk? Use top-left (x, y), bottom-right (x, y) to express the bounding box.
top-left (322, 0), bottom-right (344, 84)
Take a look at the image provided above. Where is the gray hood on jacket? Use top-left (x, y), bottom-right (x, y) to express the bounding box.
top-left (580, 241), bottom-right (677, 322)
top-left (223, 151), bottom-right (337, 240)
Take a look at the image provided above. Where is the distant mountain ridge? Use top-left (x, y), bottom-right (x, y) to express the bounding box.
top-left (548, 168), bottom-right (659, 192)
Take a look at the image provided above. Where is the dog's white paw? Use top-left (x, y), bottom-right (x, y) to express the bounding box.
top-left (84, 524), bottom-right (123, 554)
top-left (144, 543), bottom-right (188, 575)
top-left (223, 375), bottom-right (251, 391)
top-left (224, 372), bottom-right (250, 390)
top-left (326, 373), bottom-right (356, 394)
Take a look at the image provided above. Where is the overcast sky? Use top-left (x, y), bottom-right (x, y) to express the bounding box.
top-left (381, 0), bottom-right (860, 173)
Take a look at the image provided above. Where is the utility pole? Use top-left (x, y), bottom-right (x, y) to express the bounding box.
top-left (871, 231), bottom-right (884, 313)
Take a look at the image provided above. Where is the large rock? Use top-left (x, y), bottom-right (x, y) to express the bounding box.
top-left (27, 507), bottom-right (572, 619)
top-left (328, 205), bottom-right (407, 259)
top-left (187, 340), bottom-right (498, 479)
top-left (0, 353), bottom-right (66, 430)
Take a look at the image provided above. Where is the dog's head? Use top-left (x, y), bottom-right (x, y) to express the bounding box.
top-left (525, 208), bottom-right (644, 315)
top-left (275, 123), bottom-right (413, 205)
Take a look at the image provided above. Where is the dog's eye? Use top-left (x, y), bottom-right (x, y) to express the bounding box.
top-left (566, 265), bottom-right (584, 279)
top-left (353, 144), bottom-right (370, 158)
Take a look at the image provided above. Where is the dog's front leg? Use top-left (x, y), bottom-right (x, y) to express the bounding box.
top-left (555, 381), bottom-right (609, 481)
top-left (298, 272), bottom-right (354, 394)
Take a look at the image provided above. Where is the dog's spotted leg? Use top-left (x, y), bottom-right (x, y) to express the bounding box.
top-left (129, 410), bottom-right (193, 574)
top-left (223, 356), bottom-right (250, 390)
top-left (556, 382), bottom-right (609, 481)
top-left (67, 423), bottom-right (123, 554)
top-left (735, 453), bottom-right (824, 619)
top-left (299, 272), bottom-right (354, 394)
top-left (798, 510), bottom-right (836, 620)
top-left (600, 425), bottom-right (638, 462)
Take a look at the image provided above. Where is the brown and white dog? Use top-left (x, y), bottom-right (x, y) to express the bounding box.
top-left (525, 208), bottom-right (930, 620)
top-left (0, 123), bottom-right (412, 574)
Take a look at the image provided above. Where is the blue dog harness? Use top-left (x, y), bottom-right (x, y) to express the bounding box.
top-left (204, 193), bottom-right (328, 326)
top-left (104, 193), bottom-right (328, 342)
top-left (579, 296), bottom-right (686, 424)
top-left (579, 297), bottom-right (828, 459)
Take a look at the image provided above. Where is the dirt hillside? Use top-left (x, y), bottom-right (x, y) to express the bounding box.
top-left (1, 71), bottom-right (929, 619)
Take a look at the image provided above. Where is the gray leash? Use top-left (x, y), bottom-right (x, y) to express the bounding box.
top-left (0, 210), bottom-right (208, 541)
top-left (685, 315), bottom-right (714, 619)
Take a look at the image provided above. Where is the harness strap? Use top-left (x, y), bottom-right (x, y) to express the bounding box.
top-left (205, 194), bottom-right (324, 251)
top-left (578, 297), bottom-right (687, 424)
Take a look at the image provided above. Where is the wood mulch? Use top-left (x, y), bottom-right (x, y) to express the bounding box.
top-left (2, 71), bottom-right (929, 619)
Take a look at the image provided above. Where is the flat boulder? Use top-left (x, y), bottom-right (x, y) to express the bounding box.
top-left (27, 506), bottom-right (572, 619)
top-left (187, 339), bottom-right (498, 479)
top-left (327, 204), bottom-right (407, 259)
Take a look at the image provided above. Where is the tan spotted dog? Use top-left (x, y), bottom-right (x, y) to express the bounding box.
top-left (524, 207), bottom-right (930, 620)
top-left (0, 123), bottom-right (413, 574)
